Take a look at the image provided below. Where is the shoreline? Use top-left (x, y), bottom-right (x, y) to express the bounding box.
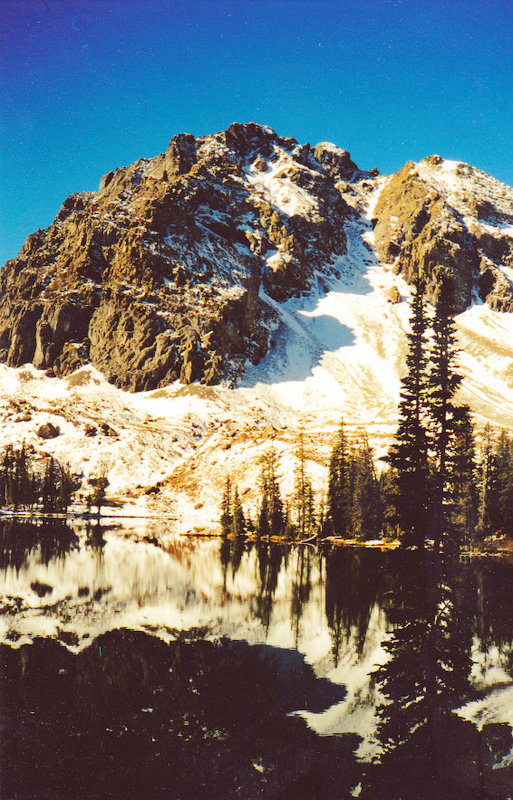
top-left (2, 509), bottom-right (512, 561)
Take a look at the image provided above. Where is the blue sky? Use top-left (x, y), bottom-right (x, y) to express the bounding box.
top-left (1, 0), bottom-right (512, 265)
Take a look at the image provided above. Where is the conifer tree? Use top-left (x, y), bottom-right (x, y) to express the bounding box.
top-left (495, 430), bottom-right (513, 538)
top-left (42, 457), bottom-right (58, 513)
top-left (15, 444), bottom-right (33, 510)
top-left (428, 270), bottom-right (466, 551)
top-left (477, 424), bottom-right (498, 539)
top-left (257, 493), bottom-right (271, 538)
top-left (220, 475), bottom-right (232, 536)
top-left (2, 445), bottom-right (16, 507)
top-left (389, 275), bottom-right (431, 548)
top-left (257, 447), bottom-right (284, 537)
top-left (292, 431), bottom-right (316, 538)
top-left (293, 431), bottom-right (308, 538)
top-left (352, 432), bottom-right (383, 540)
top-left (57, 462), bottom-right (75, 513)
top-left (451, 405), bottom-right (477, 545)
top-left (1, 443), bottom-right (38, 510)
top-left (479, 428), bottom-right (513, 539)
top-left (230, 486), bottom-right (246, 537)
top-left (324, 422), bottom-right (353, 538)
top-left (89, 462), bottom-right (109, 518)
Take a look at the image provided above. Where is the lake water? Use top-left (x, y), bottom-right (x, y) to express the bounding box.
top-left (1, 519), bottom-right (512, 799)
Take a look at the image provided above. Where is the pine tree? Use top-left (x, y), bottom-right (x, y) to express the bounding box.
top-left (428, 270), bottom-right (465, 552)
top-left (89, 463), bottom-right (109, 518)
top-left (2, 445), bottom-right (16, 507)
top-left (42, 457), bottom-right (57, 513)
top-left (389, 275), bottom-right (431, 548)
top-left (352, 432), bottom-right (383, 540)
top-left (257, 447), bottom-right (284, 537)
top-left (220, 475), bottom-right (232, 536)
top-left (324, 422), bottom-right (353, 538)
top-left (57, 462), bottom-right (75, 513)
top-left (292, 431), bottom-right (316, 538)
top-left (451, 406), bottom-right (477, 546)
top-left (230, 486), bottom-right (246, 537)
top-left (293, 431), bottom-right (308, 538)
top-left (477, 424), bottom-right (498, 539)
top-left (496, 431), bottom-right (513, 538)
top-left (479, 428), bottom-right (513, 538)
top-left (381, 466), bottom-right (401, 539)
top-left (257, 493), bottom-right (271, 538)
top-left (304, 482), bottom-right (317, 538)
top-left (15, 444), bottom-right (34, 510)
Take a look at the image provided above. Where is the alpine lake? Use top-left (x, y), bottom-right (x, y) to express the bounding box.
top-left (1, 518), bottom-right (512, 800)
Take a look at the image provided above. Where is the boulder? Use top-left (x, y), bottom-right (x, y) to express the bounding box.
top-left (37, 422), bottom-right (60, 440)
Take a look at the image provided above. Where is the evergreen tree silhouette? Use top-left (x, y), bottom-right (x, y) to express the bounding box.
top-left (428, 270), bottom-right (466, 552)
top-left (389, 276), bottom-right (431, 548)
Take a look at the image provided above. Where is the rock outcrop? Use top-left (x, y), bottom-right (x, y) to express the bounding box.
top-left (373, 156), bottom-right (513, 312)
top-left (0, 123), bottom-right (362, 390)
top-left (1, 127), bottom-right (512, 393)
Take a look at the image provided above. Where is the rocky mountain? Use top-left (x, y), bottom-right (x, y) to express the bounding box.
top-left (1, 123), bottom-right (512, 394)
top-left (373, 155), bottom-right (513, 313)
top-left (2, 123), bottom-right (512, 397)
top-left (0, 123), bottom-right (373, 391)
top-left (1, 123), bottom-right (513, 524)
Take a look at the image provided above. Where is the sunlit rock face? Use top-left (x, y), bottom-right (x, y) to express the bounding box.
top-left (373, 156), bottom-right (513, 313)
top-left (1, 124), bottom-right (513, 394)
top-left (0, 123), bottom-right (366, 391)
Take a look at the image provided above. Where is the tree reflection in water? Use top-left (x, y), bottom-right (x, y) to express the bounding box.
top-left (2, 630), bottom-right (359, 800)
top-left (0, 518), bottom-right (79, 571)
top-left (324, 548), bottom-right (391, 665)
top-left (85, 520), bottom-right (107, 552)
top-left (362, 551), bottom-right (513, 800)
top-left (291, 546), bottom-right (317, 648)
top-left (253, 540), bottom-right (286, 630)
top-left (220, 533), bottom-right (248, 599)
top-left (217, 539), bottom-right (513, 797)
top-left (1, 530), bottom-right (513, 799)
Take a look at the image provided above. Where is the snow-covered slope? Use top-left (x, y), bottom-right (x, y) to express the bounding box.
top-left (1, 157), bottom-right (513, 529)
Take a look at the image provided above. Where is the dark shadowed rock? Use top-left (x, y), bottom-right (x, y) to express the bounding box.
top-left (37, 422), bottom-right (60, 440)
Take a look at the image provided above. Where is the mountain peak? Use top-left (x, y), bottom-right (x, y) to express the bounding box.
top-left (0, 124), bottom-right (512, 398)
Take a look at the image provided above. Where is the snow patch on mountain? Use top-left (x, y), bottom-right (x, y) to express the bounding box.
top-left (1, 150), bottom-right (513, 527)
top-left (245, 148), bottom-right (321, 220)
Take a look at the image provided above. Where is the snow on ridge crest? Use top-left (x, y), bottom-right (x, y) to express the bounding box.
top-left (417, 155), bottom-right (513, 224)
top-left (1, 126), bottom-right (513, 523)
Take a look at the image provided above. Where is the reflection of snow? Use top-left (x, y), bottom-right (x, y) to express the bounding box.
top-left (294, 604), bottom-right (391, 762)
top-left (2, 531), bottom-right (513, 774)
top-left (0, 534), bottom-right (330, 664)
top-left (455, 684), bottom-right (513, 769)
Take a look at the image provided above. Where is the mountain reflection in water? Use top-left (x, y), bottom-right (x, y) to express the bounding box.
top-left (1, 519), bottom-right (512, 799)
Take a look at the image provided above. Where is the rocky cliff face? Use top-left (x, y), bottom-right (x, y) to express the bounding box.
top-left (373, 156), bottom-right (513, 312)
top-left (1, 124), bottom-right (512, 393)
top-left (0, 123), bottom-right (364, 391)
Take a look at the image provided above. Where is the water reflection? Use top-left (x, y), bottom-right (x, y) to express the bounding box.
top-left (291, 547), bottom-right (317, 648)
top-left (1, 525), bottom-right (512, 798)
top-left (325, 548), bottom-right (391, 664)
top-left (85, 520), bottom-right (107, 552)
top-left (2, 629), bottom-right (356, 800)
top-left (358, 552), bottom-right (513, 799)
top-left (253, 541), bottom-right (287, 630)
top-left (0, 517), bottom-right (79, 571)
